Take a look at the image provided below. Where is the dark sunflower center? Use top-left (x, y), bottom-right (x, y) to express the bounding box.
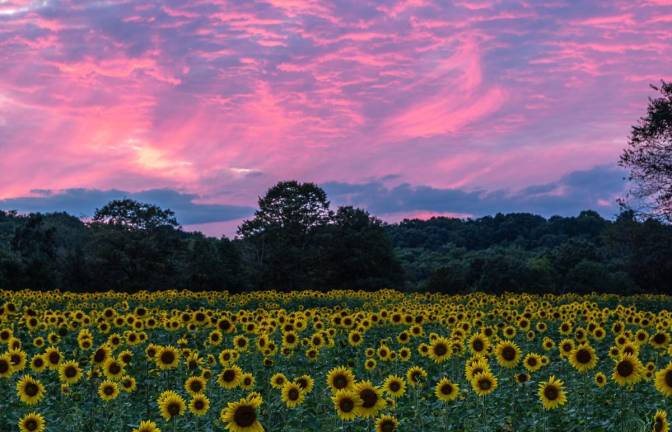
top-left (297, 378), bottom-right (308, 389)
top-left (441, 383), bottom-right (453, 395)
top-left (389, 381), bottom-right (400, 392)
top-left (25, 382), bottom-right (39, 396)
top-left (233, 405), bottom-right (256, 427)
top-left (333, 374), bottom-right (348, 389)
top-left (434, 344), bottom-right (448, 356)
top-left (655, 419), bottom-right (664, 432)
top-left (194, 400), bottom-right (205, 410)
top-left (49, 352), bottom-right (60, 364)
top-left (478, 378), bottom-right (491, 390)
top-left (94, 350), bottom-right (106, 363)
top-left (502, 346), bottom-right (516, 361)
top-left (472, 340), bottom-right (484, 351)
top-left (339, 397), bottom-right (354, 413)
top-left (160, 352), bottom-right (175, 364)
top-left (167, 401), bottom-right (181, 416)
top-left (360, 389), bottom-right (378, 408)
top-left (617, 361), bottom-right (634, 377)
top-left (24, 419), bottom-right (38, 431)
top-left (109, 363), bottom-right (121, 374)
top-left (190, 381), bottom-right (202, 392)
top-left (104, 385), bottom-right (114, 396)
top-left (654, 334), bottom-right (666, 344)
top-left (65, 366), bottom-right (77, 377)
top-left (665, 370), bottom-right (672, 387)
top-left (543, 385), bottom-right (559, 401)
top-left (0, 360), bottom-right (9, 373)
top-left (223, 370), bottom-right (235, 382)
top-left (576, 349), bottom-right (591, 364)
top-left (517, 374), bottom-right (528, 382)
top-left (288, 388), bottom-right (300, 400)
top-left (380, 420), bottom-right (396, 432)
top-left (527, 358), bottom-right (537, 367)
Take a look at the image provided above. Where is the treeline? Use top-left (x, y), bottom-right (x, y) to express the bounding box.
top-left (1, 181), bottom-right (671, 295)
top-left (387, 210), bottom-right (672, 294)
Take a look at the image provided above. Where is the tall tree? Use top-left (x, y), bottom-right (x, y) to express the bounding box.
top-left (620, 81), bottom-right (672, 221)
top-left (237, 181), bottom-right (332, 290)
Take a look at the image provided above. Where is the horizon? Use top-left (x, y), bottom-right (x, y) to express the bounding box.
top-left (2, 0), bottom-right (671, 236)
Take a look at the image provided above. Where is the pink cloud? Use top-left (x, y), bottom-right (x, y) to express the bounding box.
top-left (0, 0), bottom-right (670, 220)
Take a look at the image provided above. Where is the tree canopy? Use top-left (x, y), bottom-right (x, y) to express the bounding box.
top-left (620, 80), bottom-right (672, 221)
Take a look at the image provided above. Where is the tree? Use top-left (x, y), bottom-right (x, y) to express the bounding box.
top-left (319, 207), bottom-right (403, 291)
top-left (92, 199), bottom-right (180, 230)
top-left (620, 81), bottom-right (672, 221)
top-left (237, 181), bottom-right (332, 291)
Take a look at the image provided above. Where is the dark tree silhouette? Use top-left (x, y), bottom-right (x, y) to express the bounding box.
top-left (620, 81), bottom-right (672, 221)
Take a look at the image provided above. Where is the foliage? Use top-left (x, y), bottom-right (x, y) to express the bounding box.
top-left (620, 80), bottom-right (672, 221)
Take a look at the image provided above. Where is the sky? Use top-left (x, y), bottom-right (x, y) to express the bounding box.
top-left (1, 0), bottom-right (671, 236)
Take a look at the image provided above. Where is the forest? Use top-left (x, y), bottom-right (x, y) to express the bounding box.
top-left (1, 181), bottom-right (670, 295)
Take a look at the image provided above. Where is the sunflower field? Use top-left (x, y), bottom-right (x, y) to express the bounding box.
top-left (2, 289), bottom-right (672, 432)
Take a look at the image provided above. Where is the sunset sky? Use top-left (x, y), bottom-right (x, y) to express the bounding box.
top-left (1, 0), bottom-right (671, 236)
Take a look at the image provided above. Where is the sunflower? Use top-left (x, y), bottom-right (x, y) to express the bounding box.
top-left (121, 375), bottom-right (137, 393)
top-left (654, 410), bottom-right (670, 432)
top-left (354, 380), bottom-right (386, 418)
top-left (365, 358), bottom-right (377, 371)
top-left (0, 353), bottom-right (14, 378)
top-left (281, 382), bottom-right (305, 408)
top-left (375, 415), bottom-right (398, 432)
top-left (270, 373), bottom-right (287, 389)
top-left (103, 358), bottom-right (125, 380)
top-left (406, 366), bottom-right (427, 387)
top-left (519, 353), bottom-right (541, 373)
top-left (348, 331), bottom-right (364, 346)
top-left (240, 373), bottom-right (255, 390)
top-left (612, 354), bottom-right (644, 386)
top-left (44, 347), bottom-right (62, 370)
top-left (189, 394), bottom-right (210, 416)
top-left (158, 391), bottom-right (186, 421)
top-left (435, 377), bottom-right (459, 402)
top-left (98, 380), bottom-right (119, 401)
top-left (558, 339), bottom-right (575, 358)
top-left (16, 375), bottom-right (46, 405)
top-left (468, 333), bottom-right (490, 355)
top-left (569, 345), bottom-right (598, 373)
top-left (185, 376), bottom-right (207, 396)
top-left (651, 332), bottom-right (670, 350)
top-left (220, 396), bottom-right (264, 432)
top-left (58, 360), bottom-right (82, 385)
top-left (218, 366), bottom-right (243, 389)
top-left (495, 341), bottom-right (520, 368)
top-left (18, 412), bottom-right (45, 432)
top-left (382, 375), bottom-right (406, 398)
top-left (295, 375), bottom-right (315, 393)
top-left (327, 367), bottom-right (355, 392)
top-left (655, 364), bottom-right (672, 397)
top-left (332, 389), bottom-right (362, 421)
top-left (91, 345), bottom-right (112, 367)
top-left (471, 371), bottom-right (497, 396)
top-left (515, 373), bottom-right (530, 384)
top-left (594, 371), bottom-right (607, 387)
top-left (233, 335), bottom-right (249, 352)
top-left (132, 420), bottom-right (160, 432)
top-left (428, 336), bottom-right (452, 363)
top-left (538, 376), bottom-right (567, 410)
top-left (156, 346), bottom-right (180, 370)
